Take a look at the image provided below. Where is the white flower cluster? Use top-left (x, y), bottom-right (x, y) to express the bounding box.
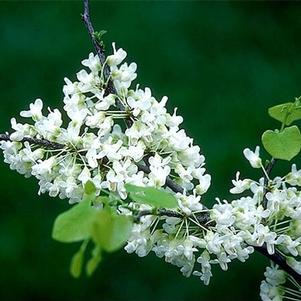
top-left (260, 265), bottom-right (286, 301)
top-left (260, 263), bottom-right (301, 301)
top-left (2, 42), bottom-right (301, 300)
top-left (125, 146), bottom-right (301, 293)
top-left (0, 43), bottom-right (210, 206)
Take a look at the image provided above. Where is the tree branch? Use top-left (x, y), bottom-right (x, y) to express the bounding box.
top-left (254, 245), bottom-right (301, 283)
top-left (0, 133), bottom-right (64, 150)
top-left (82, 0), bottom-right (118, 98)
top-left (81, 0), bottom-right (184, 196)
top-left (136, 208), bottom-right (183, 221)
top-left (258, 157), bottom-right (301, 283)
top-left (82, 0), bottom-right (105, 68)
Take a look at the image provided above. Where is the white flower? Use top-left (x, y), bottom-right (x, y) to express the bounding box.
top-left (35, 109), bottom-right (62, 139)
top-left (120, 141), bottom-right (145, 162)
top-left (31, 157), bottom-right (56, 177)
top-left (148, 154), bottom-right (171, 187)
top-left (287, 257), bottom-right (301, 274)
top-left (168, 129), bottom-right (192, 152)
top-left (85, 112), bottom-right (106, 128)
top-left (63, 77), bottom-right (77, 96)
top-left (193, 250), bottom-right (212, 285)
top-left (20, 98), bottom-right (43, 121)
top-left (125, 120), bottom-right (153, 142)
top-left (250, 224), bottom-right (277, 254)
top-left (276, 235), bottom-right (299, 256)
top-left (81, 52), bottom-right (101, 73)
top-left (260, 265), bottom-right (285, 301)
top-left (1, 46), bottom-right (217, 285)
top-left (166, 108), bottom-right (183, 128)
top-left (95, 94), bottom-right (115, 110)
top-left (174, 164), bottom-right (194, 182)
top-left (67, 107), bottom-right (88, 127)
top-left (98, 138), bottom-right (123, 161)
top-left (183, 238), bottom-right (198, 260)
top-left (211, 202), bottom-right (235, 229)
top-left (78, 167), bottom-right (91, 184)
top-left (10, 118), bottom-right (32, 141)
top-left (76, 69), bottom-right (94, 85)
top-left (195, 174), bottom-right (211, 195)
top-left (230, 172), bottom-right (252, 194)
top-left (127, 88), bottom-right (152, 116)
top-left (286, 164), bottom-right (301, 186)
top-left (112, 62), bottom-right (137, 90)
top-left (177, 193), bottom-right (203, 215)
top-left (107, 43), bottom-right (127, 66)
top-left (243, 146), bottom-right (262, 168)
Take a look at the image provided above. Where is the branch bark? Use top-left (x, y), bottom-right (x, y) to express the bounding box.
top-left (254, 245), bottom-right (301, 283)
top-left (82, 0), bottom-right (120, 98)
top-left (0, 133), bottom-right (64, 150)
top-left (258, 158), bottom-right (301, 282)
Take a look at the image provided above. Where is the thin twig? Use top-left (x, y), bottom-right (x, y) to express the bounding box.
top-left (82, 0), bottom-right (119, 98)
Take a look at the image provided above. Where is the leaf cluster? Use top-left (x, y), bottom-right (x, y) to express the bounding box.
top-left (262, 97), bottom-right (301, 161)
top-left (51, 184), bottom-right (178, 277)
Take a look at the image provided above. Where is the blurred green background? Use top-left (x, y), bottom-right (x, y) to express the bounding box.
top-left (0, 1), bottom-right (301, 300)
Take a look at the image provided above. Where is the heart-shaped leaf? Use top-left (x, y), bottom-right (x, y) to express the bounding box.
top-left (269, 102), bottom-right (301, 126)
top-left (262, 125), bottom-right (301, 161)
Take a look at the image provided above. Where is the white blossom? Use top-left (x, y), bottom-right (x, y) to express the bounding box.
top-left (243, 146), bottom-right (262, 168)
top-left (20, 98), bottom-right (43, 121)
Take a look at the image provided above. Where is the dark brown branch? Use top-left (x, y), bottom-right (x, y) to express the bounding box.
top-left (259, 157), bottom-right (301, 283)
top-left (82, 0), bottom-right (118, 97)
top-left (254, 245), bottom-right (301, 283)
top-left (137, 205), bottom-right (301, 283)
top-left (137, 160), bottom-right (184, 194)
top-left (82, 0), bottom-right (106, 68)
top-left (0, 133), bottom-right (64, 150)
top-left (136, 208), bottom-right (183, 221)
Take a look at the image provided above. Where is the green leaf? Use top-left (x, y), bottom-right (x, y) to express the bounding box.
top-left (91, 209), bottom-right (133, 252)
top-left (93, 30), bottom-right (107, 41)
top-left (125, 184), bottom-right (178, 208)
top-left (269, 102), bottom-right (301, 126)
top-left (52, 200), bottom-right (97, 243)
top-left (84, 180), bottom-right (96, 195)
top-left (70, 249), bottom-right (84, 278)
top-left (262, 125), bottom-right (301, 161)
top-left (86, 245), bottom-right (102, 276)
